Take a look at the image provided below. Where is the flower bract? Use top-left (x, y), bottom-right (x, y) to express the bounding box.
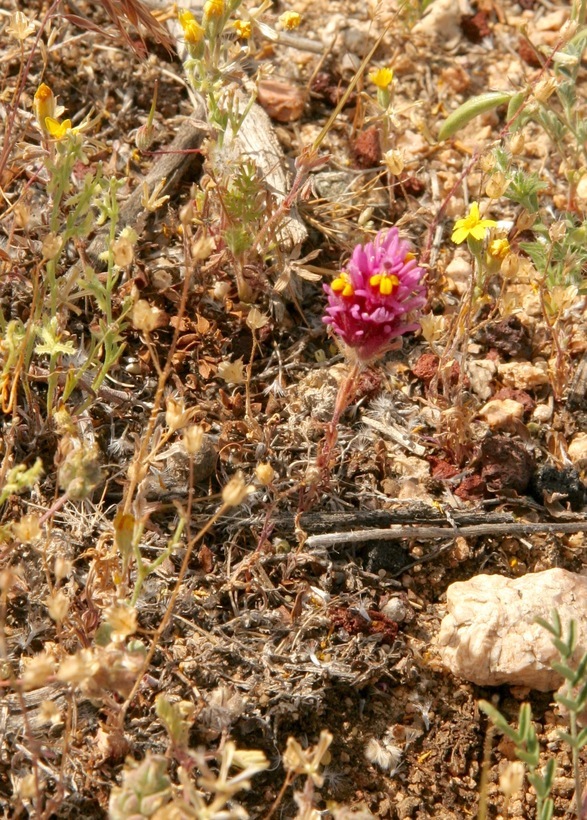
top-left (323, 228), bottom-right (426, 361)
top-left (451, 201), bottom-right (497, 244)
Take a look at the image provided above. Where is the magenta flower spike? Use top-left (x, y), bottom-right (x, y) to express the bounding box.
top-left (323, 228), bottom-right (427, 361)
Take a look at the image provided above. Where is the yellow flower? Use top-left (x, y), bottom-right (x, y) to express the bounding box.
top-left (45, 117), bottom-right (73, 140)
top-left (370, 272), bottom-right (399, 296)
top-left (233, 19), bottom-right (251, 39)
top-left (177, 9), bottom-right (196, 27)
top-left (488, 237), bottom-right (510, 260)
top-left (331, 272), bottom-right (354, 298)
top-left (279, 11), bottom-right (302, 30)
top-left (178, 9), bottom-right (204, 43)
top-left (369, 67), bottom-right (394, 89)
top-left (451, 202), bottom-right (497, 244)
top-left (203, 0), bottom-right (224, 19)
top-left (34, 83), bottom-right (56, 133)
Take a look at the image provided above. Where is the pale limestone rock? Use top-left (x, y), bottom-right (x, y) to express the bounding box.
top-left (467, 359), bottom-right (497, 401)
top-left (479, 398), bottom-right (524, 428)
top-left (412, 0), bottom-right (471, 46)
top-left (498, 361), bottom-right (549, 389)
top-left (569, 434), bottom-right (587, 468)
top-left (437, 569), bottom-right (587, 691)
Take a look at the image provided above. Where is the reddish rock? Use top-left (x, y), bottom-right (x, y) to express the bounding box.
top-left (479, 434), bottom-right (535, 493)
top-left (353, 125), bottom-right (381, 169)
top-left (455, 474), bottom-right (486, 501)
top-left (493, 387), bottom-right (535, 417)
top-left (460, 11), bottom-right (491, 43)
top-left (429, 457), bottom-right (460, 480)
top-left (518, 36), bottom-right (542, 67)
top-left (480, 315), bottom-right (532, 360)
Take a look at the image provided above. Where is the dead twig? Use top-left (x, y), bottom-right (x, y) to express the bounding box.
top-left (305, 520), bottom-right (587, 550)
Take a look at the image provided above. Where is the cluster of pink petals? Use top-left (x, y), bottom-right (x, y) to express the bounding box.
top-left (323, 228), bottom-right (427, 361)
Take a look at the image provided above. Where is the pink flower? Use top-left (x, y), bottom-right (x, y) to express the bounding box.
top-left (323, 228), bottom-right (427, 361)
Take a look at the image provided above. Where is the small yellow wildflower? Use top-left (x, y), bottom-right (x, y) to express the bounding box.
top-left (451, 202), bottom-right (497, 244)
top-left (178, 9), bottom-right (204, 43)
top-left (34, 83), bottom-right (56, 133)
top-left (331, 272), bottom-right (354, 298)
top-left (233, 19), bottom-right (252, 39)
top-left (369, 67), bottom-right (394, 89)
top-left (45, 117), bottom-right (73, 140)
top-left (488, 237), bottom-right (510, 260)
top-left (203, 0), bottom-right (224, 19)
top-left (279, 11), bottom-right (302, 30)
top-left (370, 272), bottom-right (399, 296)
top-left (177, 9), bottom-right (196, 27)
top-left (185, 18), bottom-right (205, 43)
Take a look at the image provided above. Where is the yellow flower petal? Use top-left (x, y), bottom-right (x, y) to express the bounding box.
top-left (45, 117), bottom-right (72, 139)
top-left (369, 67), bottom-right (394, 89)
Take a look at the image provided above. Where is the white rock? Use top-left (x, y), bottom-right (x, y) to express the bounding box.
top-left (436, 569), bottom-right (587, 691)
top-left (532, 402), bottom-right (553, 423)
top-left (479, 398), bottom-right (524, 428)
top-left (569, 433), bottom-right (587, 468)
top-left (412, 0), bottom-right (470, 45)
top-left (467, 359), bottom-right (497, 400)
top-left (498, 361), bottom-right (550, 389)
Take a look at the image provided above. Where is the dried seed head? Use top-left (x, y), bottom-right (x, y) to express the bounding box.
top-left (54, 557), bottom-right (73, 583)
top-left (104, 603), bottom-right (138, 642)
top-left (42, 232), bottom-right (63, 261)
top-left (112, 236), bottom-right (134, 268)
top-left (13, 514), bottom-right (41, 544)
top-left (246, 307), bottom-right (270, 331)
top-left (499, 760), bottom-right (525, 798)
top-left (132, 299), bottom-right (166, 332)
top-left (549, 221), bottom-right (566, 242)
top-left (509, 132), bottom-right (525, 155)
top-left (383, 148), bottom-right (404, 176)
top-left (165, 396), bottom-right (189, 432)
top-left (500, 252), bottom-right (520, 277)
top-left (255, 462), bottom-right (275, 486)
top-left (22, 652), bottom-right (57, 690)
top-left (485, 171), bottom-right (508, 199)
top-left (218, 357), bottom-right (245, 384)
top-left (46, 590), bottom-right (70, 623)
top-left (222, 472), bottom-right (254, 507)
top-left (183, 425), bottom-right (204, 455)
top-left (533, 76), bottom-right (557, 104)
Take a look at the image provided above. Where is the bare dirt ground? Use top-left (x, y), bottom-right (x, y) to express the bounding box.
top-left (1, 0), bottom-right (587, 817)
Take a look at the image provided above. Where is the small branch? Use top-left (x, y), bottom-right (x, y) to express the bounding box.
top-left (306, 520), bottom-right (587, 550)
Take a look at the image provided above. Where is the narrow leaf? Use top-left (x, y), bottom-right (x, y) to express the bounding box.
top-left (438, 92), bottom-right (512, 141)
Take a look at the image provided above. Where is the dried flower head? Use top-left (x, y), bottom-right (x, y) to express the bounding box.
top-left (233, 19), bottom-right (251, 39)
top-left (323, 228), bottom-right (426, 361)
top-left (279, 11), bottom-right (302, 29)
top-left (7, 11), bottom-right (36, 41)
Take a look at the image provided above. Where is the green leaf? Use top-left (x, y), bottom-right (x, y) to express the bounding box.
top-left (518, 703), bottom-right (532, 739)
top-left (555, 693), bottom-right (580, 712)
top-left (506, 91), bottom-right (526, 125)
top-left (438, 92), bottom-right (512, 141)
top-left (550, 661), bottom-right (578, 682)
top-left (576, 727), bottom-right (587, 749)
top-left (479, 700), bottom-right (520, 741)
top-left (540, 798), bottom-right (554, 820)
